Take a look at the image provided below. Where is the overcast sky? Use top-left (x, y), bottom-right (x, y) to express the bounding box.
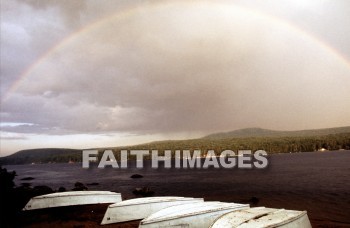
top-left (1, 0), bottom-right (350, 156)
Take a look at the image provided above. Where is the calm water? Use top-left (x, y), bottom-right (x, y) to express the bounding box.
top-left (4, 150), bottom-right (350, 226)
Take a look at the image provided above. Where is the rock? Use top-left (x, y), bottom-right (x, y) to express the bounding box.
top-left (249, 196), bottom-right (259, 205)
top-left (58, 187), bottom-right (66, 192)
top-left (20, 183), bottom-right (32, 188)
top-left (130, 174), bottom-right (143, 179)
top-left (72, 182), bottom-right (88, 191)
top-left (32, 185), bottom-right (54, 195)
top-left (20, 177), bottom-right (35, 181)
top-left (132, 187), bottom-right (154, 197)
top-left (0, 166), bottom-right (16, 192)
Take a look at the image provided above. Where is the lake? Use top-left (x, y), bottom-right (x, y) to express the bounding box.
top-left (5, 150), bottom-right (350, 227)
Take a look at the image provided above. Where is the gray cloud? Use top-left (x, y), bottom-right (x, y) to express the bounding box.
top-left (0, 134), bottom-right (27, 140)
top-left (1, 0), bottom-right (350, 154)
top-left (20, 0), bottom-right (87, 28)
top-left (234, 0), bottom-right (350, 60)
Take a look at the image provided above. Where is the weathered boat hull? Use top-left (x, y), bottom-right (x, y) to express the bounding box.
top-left (210, 207), bottom-right (312, 228)
top-left (23, 191), bottom-right (122, 210)
top-left (101, 196), bottom-right (204, 225)
top-left (139, 201), bottom-right (249, 228)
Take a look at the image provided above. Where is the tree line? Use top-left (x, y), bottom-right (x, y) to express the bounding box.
top-left (1, 133), bottom-right (349, 165)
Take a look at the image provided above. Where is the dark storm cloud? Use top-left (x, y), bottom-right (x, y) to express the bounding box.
top-left (1, 0), bottom-right (350, 155)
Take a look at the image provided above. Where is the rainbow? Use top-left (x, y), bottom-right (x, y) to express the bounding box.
top-left (2, 1), bottom-right (350, 103)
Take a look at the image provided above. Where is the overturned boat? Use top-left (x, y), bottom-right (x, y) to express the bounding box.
top-left (139, 201), bottom-right (249, 228)
top-left (23, 191), bottom-right (122, 210)
top-left (101, 196), bottom-right (204, 225)
top-left (210, 207), bottom-right (312, 228)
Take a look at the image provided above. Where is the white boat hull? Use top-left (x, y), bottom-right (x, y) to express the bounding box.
top-left (101, 196), bottom-right (204, 225)
top-left (23, 191), bottom-right (122, 210)
top-left (139, 201), bottom-right (249, 228)
top-left (210, 207), bottom-right (312, 228)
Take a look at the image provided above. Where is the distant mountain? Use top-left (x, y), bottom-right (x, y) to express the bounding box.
top-left (1, 127), bottom-right (349, 165)
top-left (203, 126), bottom-right (350, 139)
top-left (0, 148), bottom-right (82, 165)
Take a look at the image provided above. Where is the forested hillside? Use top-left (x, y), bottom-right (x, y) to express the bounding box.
top-left (1, 127), bottom-right (349, 165)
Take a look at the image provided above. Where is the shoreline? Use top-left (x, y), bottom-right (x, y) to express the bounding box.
top-left (1, 150), bottom-right (349, 227)
top-left (3, 149), bottom-right (348, 167)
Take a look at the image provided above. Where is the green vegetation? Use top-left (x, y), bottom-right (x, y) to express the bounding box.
top-left (203, 126), bottom-right (350, 139)
top-left (0, 148), bottom-right (82, 165)
top-left (1, 127), bottom-right (349, 165)
top-left (112, 132), bottom-right (350, 160)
